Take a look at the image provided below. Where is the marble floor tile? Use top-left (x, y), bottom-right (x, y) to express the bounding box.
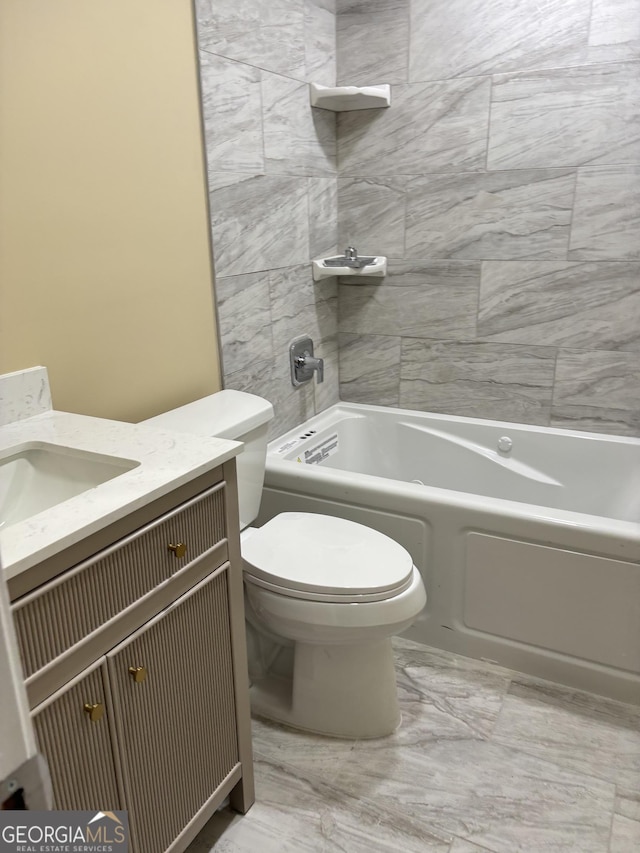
top-left (186, 641), bottom-right (640, 852)
top-left (337, 176), bottom-right (407, 258)
top-left (332, 737), bottom-right (614, 852)
top-left (216, 272), bottom-right (273, 375)
top-left (338, 333), bottom-right (401, 406)
top-left (336, 0), bottom-right (409, 86)
top-left (399, 339), bottom-right (555, 425)
top-left (392, 638), bottom-right (511, 742)
top-left (199, 52), bottom-right (264, 176)
top-left (491, 678), bottom-right (640, 793)
top-left (568, 166), bottom-right (640, 261)
top-left (405, 170), bottom-right (575, 260)
top-left (338, 78), bottom-right (490, 176)
top-left (409, 0), bottom-right (589, 82)
top-left (187, 755), bottom-right (451, 852)
top-left (250, 716), bottom-right (357, 781)
top-left (477, 261), bottom-right (640, 350)
top-left (488, 62), bottom-right (640, 170)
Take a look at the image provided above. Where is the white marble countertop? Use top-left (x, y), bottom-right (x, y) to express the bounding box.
top-left (0, 410), bottom-right (241, 579)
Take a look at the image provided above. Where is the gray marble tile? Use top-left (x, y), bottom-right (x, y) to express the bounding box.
top-left (304, 0), bottom-right (336, 86)
top-left (549, 405), bottom-right (640, 437)
top-left (269, 264), bottom-right (338, 353)
top-left (338, 78), bottom-right (490, 176)
top-left (187, 754), bottom-right (451, 852)
top-left (223, 352), bottom-right (315, 440)
top-left (199, 52), bottom-right (264, 176)
top-left (251, 716), bottom-right (357, 780)
top-left (338, 281), bottom-right (400, 336)
top-left (392, 638), bottom-right (511, 741)
top-left (195, 0), bottom-right (305, 79)
top-left (216, 272), bottom-right (273, 375)
top-left (405, 170), bottom-right (575, 260)
top-left (553, 349), bottom-right (640, 412)
top-left (337, 177), bottom-right (407, 258)
top-left (616, 789), bottom-right (640, 822)
top-left (336, 0), bottom-right (410, 86)
top-left (588, 0), bottom-right (640, 63)
top-left (409, 0), bottom-right (589, 82)
top-left (478, 261), bottom-right (640, 350)
top-left (448, 841), bottom-right (498, 853)
top-left (209, 173), bottom-right (309, 276)
top-left (488, 62), bottom-right (640, 169)
top-left (332, 737), bottom-right (615, 852)
top-left (491, 679), bottom-right (640, 793)
top-left (313, 334), bottom-right (340, 413)
top-left (309, 177), bottom-right (338, 258)
top-left (610, 813), bottom-right (640, 853)
top-left (339, 260), bottom-right (480, 339)
top-left (338, 333), bottom-right (401, 405)
top-left (262, 72), bottom-right (336, 176)
top-left (399, 340), bottom-right (555, 424)
top-left (568, 167), bottom-right (640, 261)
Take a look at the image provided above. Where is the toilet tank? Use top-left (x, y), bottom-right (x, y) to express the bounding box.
top-left (143, 390), bottom-right (274, 530)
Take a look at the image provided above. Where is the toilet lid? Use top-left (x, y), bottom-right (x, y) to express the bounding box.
top-left (241, 512), bottom-right (414, 600)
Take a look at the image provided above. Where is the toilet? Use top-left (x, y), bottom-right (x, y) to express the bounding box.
top-left (144, 390), bottom-right (426, 738)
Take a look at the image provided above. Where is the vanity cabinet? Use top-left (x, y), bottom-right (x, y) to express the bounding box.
top-left (10, 461), bottom-right (252, 853)
top-left (31, 659), bottom-right (122, 812)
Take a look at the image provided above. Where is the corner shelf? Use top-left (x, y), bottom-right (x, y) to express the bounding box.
top-left (309, 83), bottom-right (391, 112)
top-left (312, 256), bottom-right (387, 282)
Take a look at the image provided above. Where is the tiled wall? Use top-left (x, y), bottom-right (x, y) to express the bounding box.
top-left (195, 0), bottom-right (339, 437)
top-left (336, 0), bottom-right (640, 434)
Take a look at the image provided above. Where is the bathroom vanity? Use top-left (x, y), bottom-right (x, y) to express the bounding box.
top-left (0, 369), bottom-right (253, 853)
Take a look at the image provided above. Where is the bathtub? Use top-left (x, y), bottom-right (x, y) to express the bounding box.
top-left (257, 402), bottom-right (640, 705)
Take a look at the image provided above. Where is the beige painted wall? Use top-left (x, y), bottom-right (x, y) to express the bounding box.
top-left (0, 0), bottom-right (221, 422)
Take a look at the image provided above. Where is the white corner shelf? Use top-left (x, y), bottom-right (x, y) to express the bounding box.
top-left (312, 256), bottom-right (387, 282)
top-left (309, 83), bottom-right (391, 112)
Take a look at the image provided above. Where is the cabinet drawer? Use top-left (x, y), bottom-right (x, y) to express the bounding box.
top-left (13, 483), bottom-right (227, 678)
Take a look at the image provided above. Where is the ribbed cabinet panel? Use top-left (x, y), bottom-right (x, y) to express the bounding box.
top-left (108, 570), bottom-right (238, 853)
top-left (32, 661), bottom-right (122, 811)
top-left (13, 484), bottom-right (227, 677)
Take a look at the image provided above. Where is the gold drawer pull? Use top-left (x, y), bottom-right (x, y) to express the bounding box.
top-left (128, 665), bottom-right (147, 683)
top-left (83, 702), bottom-right (104, 722)
top-left (168, 542), bottom-right (187, 559)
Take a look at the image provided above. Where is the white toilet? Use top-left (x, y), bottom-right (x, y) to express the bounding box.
top-left (145, 390), bottom-right (426, 738)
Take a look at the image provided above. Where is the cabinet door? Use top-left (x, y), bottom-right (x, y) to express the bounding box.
top-left (31, 660), bottom-right (122, 811)
top-left (108, 569), bottom-right (239, 853)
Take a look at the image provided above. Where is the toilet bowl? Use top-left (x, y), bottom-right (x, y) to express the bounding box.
top-left (241, 512), bottom-right (426, 737)
top-left (143, 390), bottom-right (427, 738)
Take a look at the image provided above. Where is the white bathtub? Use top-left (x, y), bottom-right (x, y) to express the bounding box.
top-left (258, 402), bottom-right (640, 704)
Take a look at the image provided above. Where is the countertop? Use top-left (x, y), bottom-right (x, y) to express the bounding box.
top-left (0, 410), bottom-right (241, 579)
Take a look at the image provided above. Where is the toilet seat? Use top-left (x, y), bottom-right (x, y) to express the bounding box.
top-left (241, 512), bottom-right (415, 603)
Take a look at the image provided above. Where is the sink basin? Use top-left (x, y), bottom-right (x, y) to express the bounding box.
top-left (0, 442), bottom-right (140, 527)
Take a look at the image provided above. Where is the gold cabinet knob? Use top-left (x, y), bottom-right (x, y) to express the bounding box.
top-left (128, 665), bottom-right (147, 683)
top-left (83, 702), bottom-right (104, 722)
top-left (168, 542), bottom-right (187, 559)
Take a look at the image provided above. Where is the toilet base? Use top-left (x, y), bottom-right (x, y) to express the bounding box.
top-left (250, 637), bottom-right (401, 738)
